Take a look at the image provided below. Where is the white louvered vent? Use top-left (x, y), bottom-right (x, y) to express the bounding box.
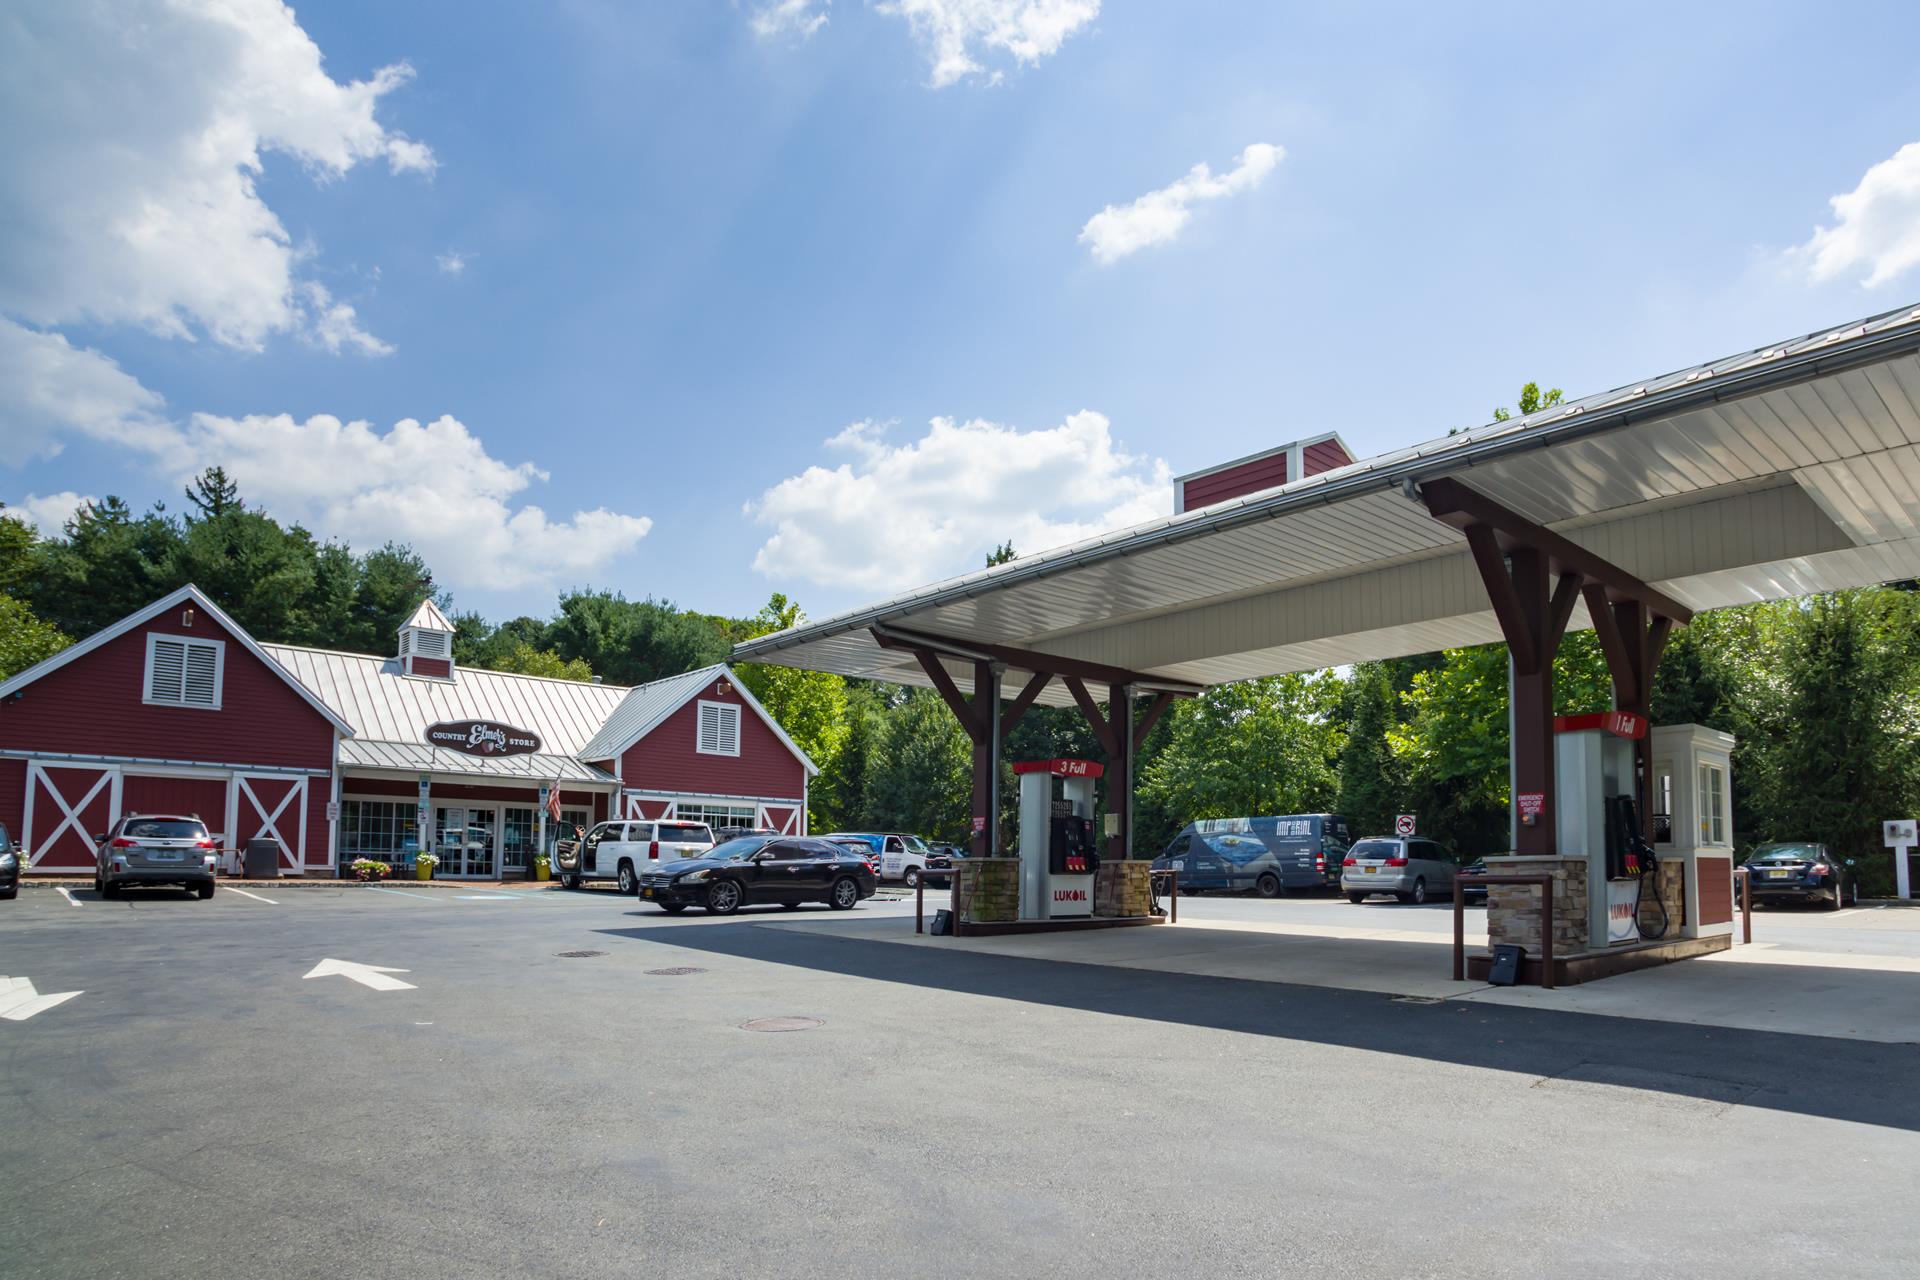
top-left (146, 634), bottom-right (223, 708)
top-left (696, 701), bottom-right (740, 756)
top-left (413, 629), bottom-right (449, 657)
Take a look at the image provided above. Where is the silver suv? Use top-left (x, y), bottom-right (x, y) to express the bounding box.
top-left (94, 814), bottom-right (218, 899)
top-left (1341, 836), bottom-right (1457, 905)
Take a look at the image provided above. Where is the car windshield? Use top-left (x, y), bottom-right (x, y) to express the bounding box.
top-left (902, 836), bottom-right (931, 853)
top-left (123, 819), bottom-right (207, 839)
top-left (1350, 839), bottom-right (1399, 859)
top-left (1751, 844), bottom-right (1818, 862)
top-left (706, 836), bottom-right (773, 861)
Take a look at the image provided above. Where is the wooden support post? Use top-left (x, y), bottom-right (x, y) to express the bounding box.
top-left (1108, 682), bottom-right (1131, 861)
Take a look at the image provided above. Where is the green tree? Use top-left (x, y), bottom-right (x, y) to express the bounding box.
top-left (986, 541), bottom-right (1017, 567)
top-left (486, 641), bottom-right (596, 681)
top-left (24, 496), bottom-right (176, 636)
top-left (1135, 673), bottom-right (1345, 852)
top-left (0, 509), bottom-right (36, 594)
top-left (165, 505), bottom-right (319, 637)
top-left (546, 589), bottom-right (728, 686)
top-left (0, 592), bottom-right (70, 679)
top-left (1492, 381), bottom-right (1565, 422)
top-left (863, 688), bottom-right (972, 841)
top-left (733, 595), bottom-right (851, 826)
top-left (1335, 663), bottom-right (1404, 838)
top-left (349, 544), bottom-right (440, 653)
top-left (813, 681), bottom-right (889, 832)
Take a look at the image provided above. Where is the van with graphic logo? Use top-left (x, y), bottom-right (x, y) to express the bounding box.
top-left (1149, 815), bottom-right (1352, 897)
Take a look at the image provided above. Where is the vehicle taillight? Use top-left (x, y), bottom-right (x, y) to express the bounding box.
top-left (1810, 863), bottom-right (1829, 876)
top-left (111, 836), bottom-right (138, 848)
top-left (649, 840), bottom-right (659, 860)
top-left (195, 838), bottom-right (216, 850)
top-left (1386, 857), bottom-right (1408, 867)
top-left (1315, 853), bottom-right (1326, 870)
top-left (1342, 857), bottom-right (1356, 867)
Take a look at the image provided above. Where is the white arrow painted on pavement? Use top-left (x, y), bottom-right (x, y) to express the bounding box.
top-left (302, 958), bottom-right (416, 991)
top-left (0, 975), bottom-right (84, 1021)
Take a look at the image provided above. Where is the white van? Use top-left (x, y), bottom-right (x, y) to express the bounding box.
top-left (557, 819), bottom-right (714, 893)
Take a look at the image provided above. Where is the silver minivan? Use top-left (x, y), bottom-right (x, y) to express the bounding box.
top-left (1341, 836), bottom-right (1457, 904)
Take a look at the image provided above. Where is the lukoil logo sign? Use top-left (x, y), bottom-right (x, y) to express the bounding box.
top-left (1053, 888), bottom-right (1088, 903)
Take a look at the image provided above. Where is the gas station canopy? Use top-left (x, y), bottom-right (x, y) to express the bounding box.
top-left (734, 304), bottom-right (1920, 699)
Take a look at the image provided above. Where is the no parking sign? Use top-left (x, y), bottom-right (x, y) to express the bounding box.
top-left (1395, 814), bottom-right (1416, 837)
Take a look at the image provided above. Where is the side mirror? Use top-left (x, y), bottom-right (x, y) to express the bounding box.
top-left (92, 833), bottom-right (107, 845)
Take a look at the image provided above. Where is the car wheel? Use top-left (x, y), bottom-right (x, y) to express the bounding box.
top-left (782, 901), bottom-right (801, 910)
top-left (1829, 882), bottom-right (1845, 911)
top-left (1254, 872), bottom-right (1282, 899)
top-left (1410, 878), bottom-right (1428, 905)
top-left (616, 862), bottom-right (638, 896)
top-left (0, 884), bottom-right (15, 900)
top-left (101, 879), bottom-right (118, 899)
top-left (829, 877), bottom-right (860, 910)
top-left (660, 903), bottom-right (688, 915)
top-left (1347, 892), bottom-right (1367, 904)
top-left (705, 879), bottom-right (742, 915)
top-left (903, 866), bottom-right (921, 889)
top-left (93, 874), bottom-right (103, 894)
top-left (562, 873), bottom-right (582, 890)
top-left (198, 881), bottom-right (215, 900)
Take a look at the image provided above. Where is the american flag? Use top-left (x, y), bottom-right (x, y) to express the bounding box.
top-left (546, 781), bottom-right (563, 824)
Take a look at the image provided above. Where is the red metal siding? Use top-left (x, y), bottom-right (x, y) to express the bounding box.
top-left (25, 764), bottom-right (116, 870)
top-left (0, 758), bottom-right (24, 852)
top-left (1302, 438), bottom-right (1352, 475)
top-left (344, 777), bottom-right (546, 805)
top-left (409, 657), bottom-right (452, 679)
top-left (0, 612), bottom-right (335, 772)
top-left (1180, 453), bottom-right (1289, 510)
top-left (121, 774), bottom-right (229, 835)
top-left (618, 685), bottom-right (806, 801)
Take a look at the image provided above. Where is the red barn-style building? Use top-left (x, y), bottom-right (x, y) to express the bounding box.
top-left (0, 586), bottom-right (816, 877)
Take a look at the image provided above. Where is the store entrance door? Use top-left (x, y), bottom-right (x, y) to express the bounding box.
top-left (435, 806), bottom-right (498, 878)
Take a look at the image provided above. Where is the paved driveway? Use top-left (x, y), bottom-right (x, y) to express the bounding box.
top-left (3, 882), bottom-right (1917, 1279)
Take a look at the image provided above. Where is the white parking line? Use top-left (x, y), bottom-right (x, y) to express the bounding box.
top-left (225, 887), bottom-right (278, 905)
top-left (55, 886), bottom-right (82, 907)
top-left (365, 886), bottom-right (442, 901)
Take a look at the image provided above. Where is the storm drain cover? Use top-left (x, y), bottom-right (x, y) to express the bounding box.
top-left (741, 1016), bottom-right (824, 1033)
top-left (555, 950), bottom-right (607, 959)
top-left (1391, 995), bottom-right (1448, 1005)
top-left (645, 966), bottom-right (707, 976)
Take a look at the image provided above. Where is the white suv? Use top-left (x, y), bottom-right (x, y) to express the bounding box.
top-left (557, 819), bottom-right (714, 893)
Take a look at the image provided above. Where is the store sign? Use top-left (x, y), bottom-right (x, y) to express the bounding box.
top-left (1606, 879), bottom-right (1642, 944)
top-left (424, 720), bottom-right (542, 758)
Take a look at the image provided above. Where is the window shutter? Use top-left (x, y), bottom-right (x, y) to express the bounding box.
top-left (149, 639), bottom-right (186, 703)
top-left (696, 702), bottom-right (740, 755)
top-left (718, 705), bottom-right (739, 754)
top-left (698, 702), bottom-right (720, 753)
top-left (183, 642), bottom-right (220, 707)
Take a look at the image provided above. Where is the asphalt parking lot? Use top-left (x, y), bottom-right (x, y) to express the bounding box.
top-left (4, 882), bottom-right (1919, 1280)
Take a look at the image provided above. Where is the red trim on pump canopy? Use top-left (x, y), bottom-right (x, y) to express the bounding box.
top-left (1553, 711), bottom-right (1646, 739)
top-left (1010, 758), bottom-right (1105, 779)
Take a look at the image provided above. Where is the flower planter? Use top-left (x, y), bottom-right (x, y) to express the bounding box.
top-left (415, 861), bottom-right (434, 881)
top-left (534, 863), bottom-right (551, 882)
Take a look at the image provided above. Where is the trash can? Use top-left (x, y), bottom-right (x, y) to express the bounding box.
top-left (244, 838), bottom-right (282, 880)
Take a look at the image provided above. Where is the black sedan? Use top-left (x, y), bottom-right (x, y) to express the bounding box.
top-left (636, 835), bottom-right (878, 915)
top-left (1, 820), bottom-right (19, 900)
top-left (1741, 842), bottom-right (1860, 909)
top-left (1460, 858), bottom-right (1489, 903)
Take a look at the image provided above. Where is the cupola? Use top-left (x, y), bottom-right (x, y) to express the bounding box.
top-left (397, 598), bottom-right (456, 680)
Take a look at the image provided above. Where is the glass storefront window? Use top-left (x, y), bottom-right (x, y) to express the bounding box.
top-left (1697, 763), bottom-right (1726, 846)
top-left (502, 807), bottom-right (535, 874)
top-left (675, 803), bottom-right (756, 833)
top-left (341, 800), bottom-right (418, 860)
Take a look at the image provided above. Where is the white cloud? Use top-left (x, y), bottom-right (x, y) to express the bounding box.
top-left (300, 283), bottom-right (394, 356)
top-left (876, 0), bottom-right (1100, 87)
top-left (166, 413), bottom-right (653, 591)
top-left (1079, 143), bottom-right (1284, 265)
top-left (752, 0), bottom-right (831, 40)
top-left (1795, 141), bottom-right (1920, 288)
top-left (436, 251), bottom-right (472, 276)
top-left (0, 0), bottom-right (430, 352)
top-left (0, 318), bottom-right (176, 465)
top-left (6, 492), bottom-right (97, 535)
top-left (749, 411), bottom-right (1169, 592)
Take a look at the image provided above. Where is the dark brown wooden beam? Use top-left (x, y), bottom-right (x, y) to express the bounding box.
top-left (999, 672), bottom-right (1051, 742)
top-left (1584, 583), bottom-right (1637, 706)
top-left (878, 624), bottom-right (1202, 694)
top-left (1465, 524), bottom-right (1538, 673)
top-left (1063, 676), bottom-right (1118, 757)
top-left (1424, 476), bottom-right (1694, 624)
top-left (909, 646), bottom-right (983, 745)
top-left (1134, 690), bottom-right (1177, 743)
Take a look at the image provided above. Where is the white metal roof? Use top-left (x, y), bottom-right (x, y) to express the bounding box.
top-left (260, 644), bottom-right (630, 755)
top-left (735, 303), bottom-right (1920, 701)
top-left (337, 739), bottom-right (617, 785)
top-left (401, 599), bottom-right (455, 632)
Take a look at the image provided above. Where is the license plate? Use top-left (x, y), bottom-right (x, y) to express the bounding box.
top-left (1364, 866), bottom-right (1377, 874)
top-left (1767, 869), bottom-right (1792, 879)
top-left (642, 887), bottom-right (654, 898)
top-left (1170, 860), bottom-right (1184, 871)
top-left (149, 850), bottom-right (182, 861)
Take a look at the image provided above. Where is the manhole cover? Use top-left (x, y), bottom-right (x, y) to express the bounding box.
top-left (1391, 995), bottom-right (1447, 1005)
top-left (645, 966), bottom-right (707, 976)
top-left (555, 950), bottom-right (607, 958)
top-left (741, 1016), bottom-right (824, 1033)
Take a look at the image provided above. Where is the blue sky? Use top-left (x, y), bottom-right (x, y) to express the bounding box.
top-left (5, 1), bottom-right (1920, 626)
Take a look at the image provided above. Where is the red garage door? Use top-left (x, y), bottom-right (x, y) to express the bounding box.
top-left (121, 774), bottom-right (230, 845)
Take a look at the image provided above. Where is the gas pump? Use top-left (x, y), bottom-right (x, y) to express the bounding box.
top-left (1014, 759), bottom-right (1102, 920)
top-left (1554, 711), bottom-right (1660, 947)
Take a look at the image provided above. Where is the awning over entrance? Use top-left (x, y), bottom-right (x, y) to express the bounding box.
top-left (337, 739), bottom-right (618, 785)
top-left (734, 303), bottom-right (1920, 698)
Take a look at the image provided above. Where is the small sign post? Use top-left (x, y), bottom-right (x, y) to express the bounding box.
top-left (1395, 814), bottom-right (1416, 838)
top-left (1885, 819), bottom-right (1916, 899)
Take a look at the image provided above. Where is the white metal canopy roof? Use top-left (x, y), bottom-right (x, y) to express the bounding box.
top-left (734, 303), bottom-right (1920, 702)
